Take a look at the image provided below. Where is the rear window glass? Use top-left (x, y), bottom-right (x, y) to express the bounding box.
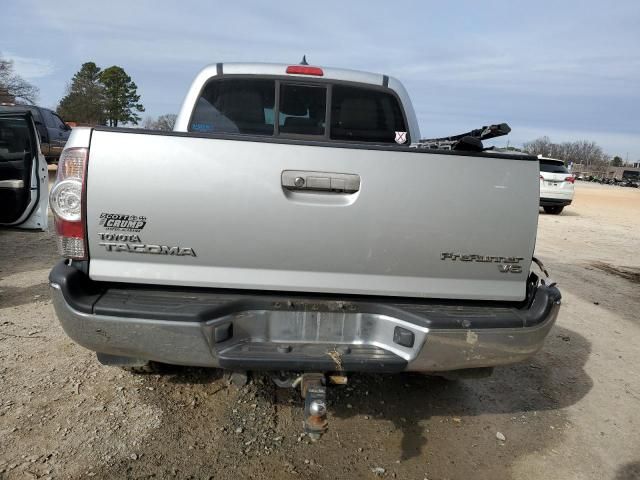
top-left (539, 160), bottom-right (569, 173)
top-left (190, 79), bottom-right (275, 135)
top-left (189, 78), bottom-right (408, 144)
top-left (278, 84), bottom-right (326, 136)
top-left (330, 85), bottom-right (406, 143)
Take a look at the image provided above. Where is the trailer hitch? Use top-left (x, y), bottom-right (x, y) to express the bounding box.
top-left (300, 373), bottom-right (328, 440)
top-left (271, 372), bottom-right (348, 440)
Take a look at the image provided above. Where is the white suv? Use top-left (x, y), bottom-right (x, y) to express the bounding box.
top-left (539, 156), bottom-right (574, 214)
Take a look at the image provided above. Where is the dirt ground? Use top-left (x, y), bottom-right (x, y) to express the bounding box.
top-left (1, 181), bottom-right (639, 480)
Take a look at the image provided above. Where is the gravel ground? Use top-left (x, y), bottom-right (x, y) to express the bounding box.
top-left (0, 181), bottom-right (639, 480)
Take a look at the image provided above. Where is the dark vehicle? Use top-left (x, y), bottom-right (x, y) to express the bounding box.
top-left (0, 104), bottom-right (71, 163)
top-left (621, 170), bottom-right (639, 187)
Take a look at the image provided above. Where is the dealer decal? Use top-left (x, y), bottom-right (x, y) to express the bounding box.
top-left (99, 213), bottom-right (147, 232)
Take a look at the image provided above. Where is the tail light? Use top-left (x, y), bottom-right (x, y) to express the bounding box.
top-left (540, 175), bottom-right (544, 180)
top-left (286, 65), bottom-right (324, 76)
top-left (565, 176), bottom-right (575, 183)
top-left (50, 147), bottom-right (88, 259)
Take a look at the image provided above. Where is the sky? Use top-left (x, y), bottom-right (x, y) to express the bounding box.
top-left (2, 0), bottom-right (639, 159)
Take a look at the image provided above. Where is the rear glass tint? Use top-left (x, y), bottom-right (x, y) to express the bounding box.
top-left (190, 78), bottom-right (408, 144)
top-left (330, 86), bottom-right (406, 143)
top-left (539, 160), bottom-right (569, 174)
top-left (190, 79), bottom-right (275, 135)
top-left (278, 84), bottom-right (326, 136)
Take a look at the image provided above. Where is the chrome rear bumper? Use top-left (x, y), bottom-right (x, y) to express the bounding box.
top-left (50, 261), bottom-right (561, 373)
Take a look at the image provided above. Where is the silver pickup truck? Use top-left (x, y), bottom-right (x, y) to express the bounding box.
top-left (48, 62), bottom-right (560, 436)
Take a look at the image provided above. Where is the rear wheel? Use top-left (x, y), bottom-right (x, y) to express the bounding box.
top-left (543, 206), bottom-right (564, 215)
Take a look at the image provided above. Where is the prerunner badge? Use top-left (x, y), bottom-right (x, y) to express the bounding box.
top-left (395, 131), bottom-right (407, 144)
top-left (99, 213), bottom-right (147, 232)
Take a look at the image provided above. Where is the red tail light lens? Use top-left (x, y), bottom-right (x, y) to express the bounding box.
top-left (50, 147), bottom-right (87, 259)
top-left (286, 65), bottom-right (324, 76)
top-left (565, 176), bottom-right (575, 183)
top-left (540, 175), bottom-right (544, 180)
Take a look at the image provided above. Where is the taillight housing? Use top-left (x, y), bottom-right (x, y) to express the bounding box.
top-left (50, 147), bottom-right (87, 259)
top-left (565, 176), bottom-right (575, 183)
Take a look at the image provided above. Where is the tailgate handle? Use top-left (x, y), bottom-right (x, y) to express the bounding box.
top-left (282, 170), bottom-right (360, 193)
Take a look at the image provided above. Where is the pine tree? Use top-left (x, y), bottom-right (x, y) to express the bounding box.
top-left (100, 66), bottom-right (145, 127)
top-left (57, 62), bottom-right (106, 125)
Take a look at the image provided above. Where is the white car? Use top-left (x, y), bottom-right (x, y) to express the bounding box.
top-left (539, 156), bottom-right (574, 214)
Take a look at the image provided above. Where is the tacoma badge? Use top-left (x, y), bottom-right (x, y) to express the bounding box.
top-left (100, 242), bottom-right (196, 257)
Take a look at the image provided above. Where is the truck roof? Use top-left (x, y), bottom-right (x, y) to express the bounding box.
top-left (0, 104), bottom-right (50, 111)
top-left (204, 62), bottom-right (388, 87)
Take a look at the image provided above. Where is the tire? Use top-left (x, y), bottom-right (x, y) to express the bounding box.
top-left (543, 206), bottom-right (564, 215)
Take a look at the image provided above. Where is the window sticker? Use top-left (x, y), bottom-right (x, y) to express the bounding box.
top-left (395, 131), bottom-right (407, 144)
top-left (191, 122), bottom-right (213, 132)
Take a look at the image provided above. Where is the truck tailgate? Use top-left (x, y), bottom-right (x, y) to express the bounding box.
top-left (86, 130), bottom-right (539, 301)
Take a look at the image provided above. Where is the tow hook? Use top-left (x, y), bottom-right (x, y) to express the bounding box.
top-left (300, 373), bottom-right (328, 440)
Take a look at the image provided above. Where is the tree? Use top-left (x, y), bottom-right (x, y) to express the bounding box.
top-left (153, 114), bottom-right (177, 131)
top-left (100, 66), bottom-right (144, 127)
top-left (142, 116), bottom-right (156, 129)
top-left (57, 62), bottom-right (106, 125)
top-left (611, 156), bottom-right (623, 167)
top-left (523, 136), bottom-right (610, 171)
top-left (153, 113), bottom-right (177, 131)
top-left (522, 136), bottom-right (553, 157)
top-left (0, 54), bottom-right (39, 104)
top-left (142, 114), bottom-right (177, 131)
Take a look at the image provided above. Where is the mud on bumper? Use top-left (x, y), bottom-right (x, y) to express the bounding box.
top-left (49, 261), bottom-right (561, 373)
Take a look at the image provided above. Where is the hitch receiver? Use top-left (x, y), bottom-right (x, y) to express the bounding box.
top-left (301, 373), bottom-right (328, 440)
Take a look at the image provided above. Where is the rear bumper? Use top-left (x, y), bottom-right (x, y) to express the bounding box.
top-left (540, 196), bottom-right (573, 207)
top-left (50, 261), bottom-right (561, 373)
